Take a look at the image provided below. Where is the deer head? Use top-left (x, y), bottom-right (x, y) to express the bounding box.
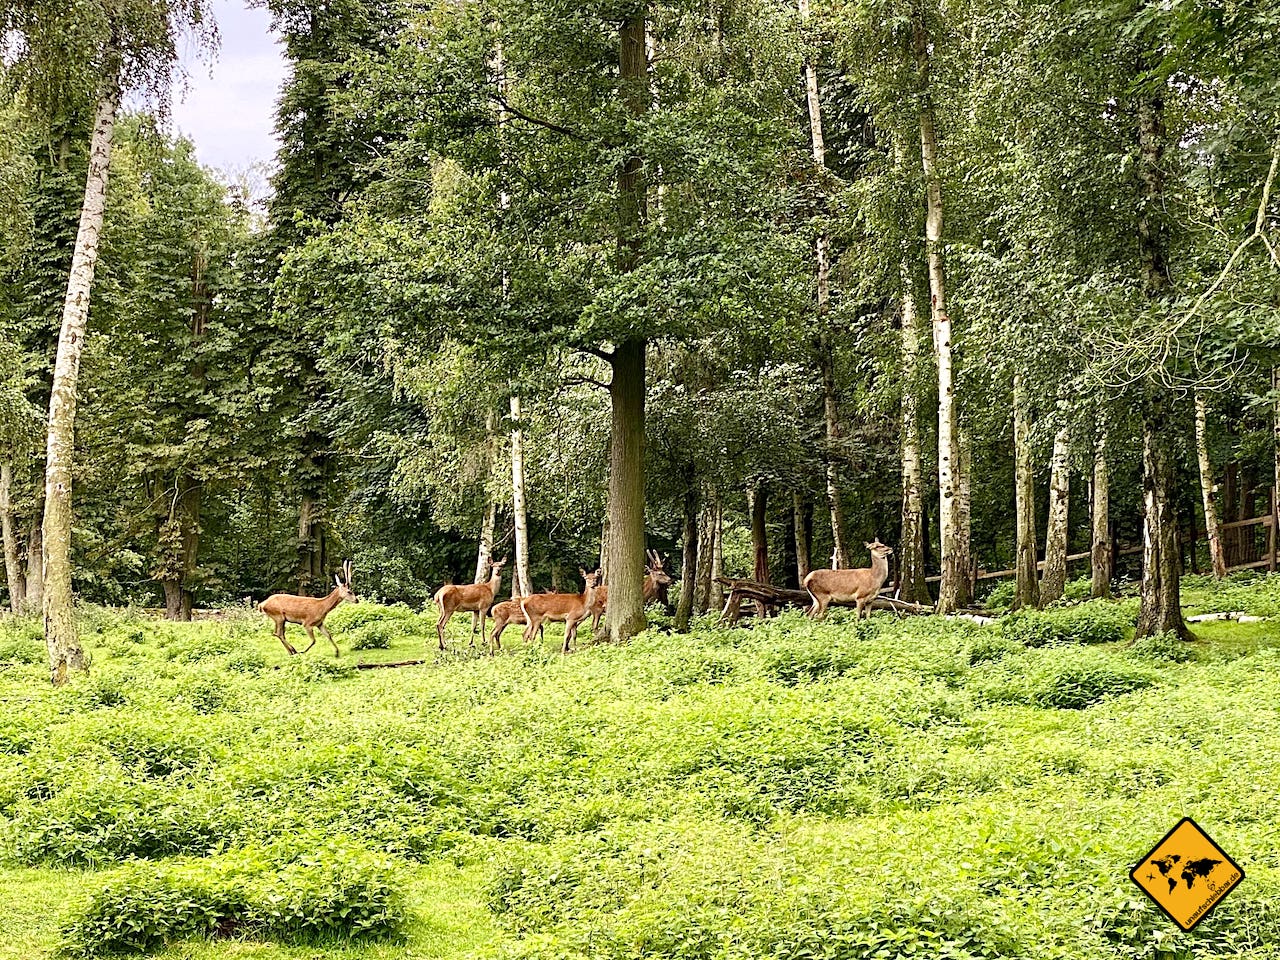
top-left (645, 549), bottom-right (672, 587)
top-left (333, 559), bottom-right (360, 603)
top-left (864, 540), bottom-right (894, 561)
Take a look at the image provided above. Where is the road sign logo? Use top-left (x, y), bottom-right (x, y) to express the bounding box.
top-left (1130, 818), bottom-right (1243, 931)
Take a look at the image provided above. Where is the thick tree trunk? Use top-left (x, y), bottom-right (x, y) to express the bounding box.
top-left (915, 18), bottom-right (968, 612)
top-left (25, 515), bottom-right (43, 616)
top-left (603, 12), bottom-right (649, 643)
top-left (899, 279), bottom-right (929, 603)
top-left (1136, 394), bottom-right (1192, 639)
top-left (749, 482), bottom-right (769, 617)
top-left (1194, 392), bottom-right (1228, 579)
top-left (1133, 82), bottom-right (1189, 641)
top-left (1012, 377), bottom-right (1040, 611)
top-left (1040, 422), bottom-right (1071, 604)
top-left (792, 490), bottom-right (812, 584)
top-left (1, 463), bottom-right (25, 614)
top-left (43, 74), bottom-right (119, 683)
top-left (510, 395), bottom-right (532, 595)
top-left (1091, 421), bottom-right (1112, 598)
top-left (475, 411), bottom-right (498, 584)
top-left (675, 483), bottom-right (698, 632)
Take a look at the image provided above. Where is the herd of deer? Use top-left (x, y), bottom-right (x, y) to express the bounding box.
top-left (257, 541), bottom-right (895, 657)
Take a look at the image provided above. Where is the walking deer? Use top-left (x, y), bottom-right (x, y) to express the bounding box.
top-left (434, 557), bottom-right (506, 650)
top-left (804, 541), bottom-right (893, 620)
top-left (259, 560), bottom-right (358, 656)
top-left (521, 568), bottom-right (600, 653)
top-left (588, 550), bottom-right (672, 635)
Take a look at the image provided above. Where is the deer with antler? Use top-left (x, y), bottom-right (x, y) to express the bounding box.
top-left (259, 560), bottom-right (359, 656)
top-left (804, 540), bottom-right (894, 620)
top-left (588, 549), bottom-right (672, 636)
top-left (434, 557), bottom-right (506, 651)
top-left (521, 568), bottom-right (600, 653)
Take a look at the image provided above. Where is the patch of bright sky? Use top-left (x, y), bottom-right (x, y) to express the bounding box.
top-left (167, 0), bottom-right (285, 185)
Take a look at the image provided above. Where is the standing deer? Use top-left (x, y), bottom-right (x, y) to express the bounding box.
top-left (804, 541), bottom-right (894, 620)
top-left (259, 560), bottom-right (358, 656)
top-left (487, 598), bottom-right (546, 653)
top-left (588, 550), bottom-right (672, 635)
top-left (521, 568), bottom-right (600, 653)
top-left (434, 557), bottom-right (506, 651)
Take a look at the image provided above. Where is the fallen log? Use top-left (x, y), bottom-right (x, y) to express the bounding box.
top-left (713, 577), bottom-right (934, 623)
top-left (355, 659), bottom-right (427, 670)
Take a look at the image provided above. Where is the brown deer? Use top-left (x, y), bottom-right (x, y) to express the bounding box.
top-left (259, 560), bottom-right (358, 656)
top-left (521, 568), bottom-right (600, 653)
top-left (487, 598), bottom-right (546, 652)
top-left (588, 550), bottom-right (672, 635)
top-left (804, 541), bottom-right (894, 620)
top-left (434, 557), bottom-right (506, 651)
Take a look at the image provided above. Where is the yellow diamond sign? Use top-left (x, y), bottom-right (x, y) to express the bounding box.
top-left (1130, 818), bottom-right (1244, 931)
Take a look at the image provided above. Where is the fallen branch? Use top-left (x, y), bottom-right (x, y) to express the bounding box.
top-left (713, 577), bottom-right (934, 623)
top-left (355, 659), bottom-right (428, 670)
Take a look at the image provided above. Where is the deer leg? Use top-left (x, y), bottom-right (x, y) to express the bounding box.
top-left (320, 623), bottom-right (340, 657)
top-left (591, 610), bottom-right (603, 637)
top-left (436, 608), bottom-right (448, 651)
top-left (273, 618), bottom-right (297, 655)
top-left (302, 626), bottom-right (318, 653)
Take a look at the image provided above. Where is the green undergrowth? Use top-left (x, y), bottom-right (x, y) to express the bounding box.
top-left (0, 583), bottom-right (1279, 958)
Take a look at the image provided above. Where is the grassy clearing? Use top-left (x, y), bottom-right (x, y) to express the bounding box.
top-left (1, 576), bottom-right (1280, 957)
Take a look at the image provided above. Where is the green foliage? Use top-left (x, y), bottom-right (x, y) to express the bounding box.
top-left (1129, 631), bottom-right (1197, 663)
top-left (1000, 600), bottom-right (1135, 648)
top-left (0, 617), bottom-right (43, 664)
top-left (972, 646), bottom-right (1160, 710)
top-left (59, 842), bottom-right (405, 956)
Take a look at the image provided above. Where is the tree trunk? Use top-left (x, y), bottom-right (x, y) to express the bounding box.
top-left (603, 12), bottom-right (649, 643)
top-left (599, 516), bottom-right (609, 584)
top-left (819, 350), bottom-right (849, 568)
top-left (475, 410), bottom-right (498, 583)
top-left (1012, 377), bottom-right (1040, 611)
top-left (915, 15), bottom-right (968, 612)
top-left (898, 278), bottom-right (929, 603)
top-left (42, 72), bottom-right (120, 684)
top-left (1, 463), bottom-right (25, 614)
top-left (25, 514), bottom-right (43, 616)
top-left (675, 483), bottom-right (698, 632)
top-left (695, 497), bottom-right (714, 613)
top-left (1091, 420), bottom-right (1112, 599)
top-left (709, 496), bottom-right (724, 613)
top-left (1133, 81), bottom-right (1189, 641)
top-left (749, 482), bottom-right (769, 617)
top-left (1040, 421), bottom-right (1071, 604)
top-left (793, 491), bottom-right (812, 584)
top-left (510, 395), bottom-right (532, 595)
top-left (1194, 392), bottom-right (1228, 579)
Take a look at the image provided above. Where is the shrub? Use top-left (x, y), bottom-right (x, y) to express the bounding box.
top-left (326, 602), bottom-right (417, 632)
top-left (762, 635), bottom-right (859, 685)
top-left (1000, 600), bottom-right (1132, 647)
top-left (59, 843), bottom-right (405, 956)
top-left (1129, 631), bottom-right (1196, 663)
top-left (282, 656), bottom-right (356, 682)
top-left (971, 647), bottom-right (1159, 709)
top-left (346, 620), bottom-right (401, 650)
top-left (967, 634), bottom-right (1022, 665)
top-left (0, 618), bottom-right (44, 664)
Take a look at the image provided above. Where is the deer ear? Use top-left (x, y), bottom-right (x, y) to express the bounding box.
top-left (335, 574), bottom-right (342, 587)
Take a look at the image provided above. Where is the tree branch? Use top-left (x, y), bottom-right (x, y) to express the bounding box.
top-left (490, 93), bottom-right (582, 140)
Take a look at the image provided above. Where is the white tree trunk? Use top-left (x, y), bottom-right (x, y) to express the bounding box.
top-left (509, 394), bottom-right (532, 596)
top-left (1194, 392), bottom-right (1227, 579)
top-left (708, 496), bottom-right (723, 612)
top-left (1, 462), bottom-right (25, 614)
top-left (43, 76), bottom-right (119, 683)
top-left (915, 17), bottom-right (968, 612)
top-left (475, 410), bottom-right (499, 584)
top-left (1040, 421), bottom-right (1071, 604)
top-left (1012, 377), bottom-right (1040, 610)
top-left (1091, 420), bottom-right (1112, 598)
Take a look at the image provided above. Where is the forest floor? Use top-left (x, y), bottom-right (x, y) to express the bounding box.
top-left (2, 575), bottom-right (1280, 958)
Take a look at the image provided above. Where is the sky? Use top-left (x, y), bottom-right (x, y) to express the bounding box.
top-left (167, 0), bottom-right (286, 178)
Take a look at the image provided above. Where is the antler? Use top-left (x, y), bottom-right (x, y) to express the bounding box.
top-left (343, 559), bottom-right (353, 584)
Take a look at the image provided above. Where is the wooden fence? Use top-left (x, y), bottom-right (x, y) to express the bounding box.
top-left (1222, 490), bottom-right (1278, 572)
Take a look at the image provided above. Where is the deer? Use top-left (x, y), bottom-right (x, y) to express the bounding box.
top-left (259, 560), bottom-right (358, 657)
top-left (803, 540), bottom-right (894, 620)
top-left (434, 557), bottom-right (506, 651)
top-left (588, 550), bottom-right (672, 636)
top-left (521, 568), bottom-right (600, 653)
top-left (487, 597), bottom-right (548, 653)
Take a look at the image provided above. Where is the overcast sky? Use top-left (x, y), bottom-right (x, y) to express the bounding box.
top-left (168, 0), bottom-right (285, 176)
